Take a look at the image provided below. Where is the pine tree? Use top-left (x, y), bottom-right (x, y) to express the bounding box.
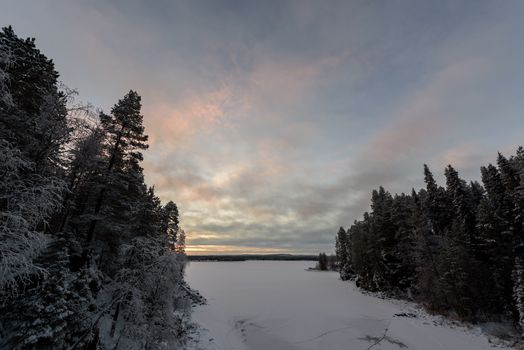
top-left (1, 238), bottom-right (101, 349)
top-left (101, 236), bottom-right (188, 349)
top-left (0, 27), bottom-right (193, 349)
top-left (175, 229), bottom-right (186, 256)
top-left (391, 193), bottom-right (416, 291)
top-left (440, 165), bottom-right (479, 318)
top-left (0, 141), bottom-right (65, 294)
top-left (369, 186), bottom-right (395, 290)
top-left (0, 26), bottom-right (70, 174)
top-left (0, 26), bottom-right (68, 296)
top-left (163, 201), bottom-right (180, 251)
top-left (513, 257), bottom-right (524, 335)
top-left (83, 91), bottom-right (149, 261)
top-left (351, 212), bottom-right (375, 290)
top-left (423, 164), bottom-right (452, 236)
top-left (411, 187), bottom-right (447, 310)
top-left (318, 253), bottom-right (328, 271)
top-left (56, 128), bottom-right (105, 235)
top-left (478, 164), bottom-right (515, 314)
top-left (445, 166), bottom-right (476, 246)
top-left (335, 227), bottom-right (352, 279)
top-left (337, 150), bottom-right (524, 327)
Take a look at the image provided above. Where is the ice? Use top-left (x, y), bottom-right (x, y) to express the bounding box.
top-left (186, 260), bottom-right (512, 350)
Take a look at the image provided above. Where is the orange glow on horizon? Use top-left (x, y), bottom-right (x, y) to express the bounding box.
top-left (185, 244), bottom-right (293, 255)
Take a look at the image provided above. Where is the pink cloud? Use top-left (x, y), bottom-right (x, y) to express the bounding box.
top-left (143, 85), bottom-right (233, 148)
top-left (244, 51), bottom-right (350, 112)
top-left (362, 58), bottom-right (490, 164)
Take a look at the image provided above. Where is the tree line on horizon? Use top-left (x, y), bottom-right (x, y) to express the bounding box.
top-left (336, 152), bottom-right (524, 333)
top-left (0, 26), bottom-right (191, 349)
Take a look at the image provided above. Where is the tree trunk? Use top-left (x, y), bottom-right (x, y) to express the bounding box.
top-left (83, 126), bottom-right (124, 249)
top-left (109, 302), bottom-right (121, 338)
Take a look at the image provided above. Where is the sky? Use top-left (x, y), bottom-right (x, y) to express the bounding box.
top-left (2, 0), bottom-right (524, 254)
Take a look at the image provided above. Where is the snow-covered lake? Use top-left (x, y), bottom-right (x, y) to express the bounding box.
top-left (186, 260), bottom-right (510, 350)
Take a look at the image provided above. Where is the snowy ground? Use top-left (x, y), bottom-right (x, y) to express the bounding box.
top-left (186, 260), bottom-right (513, 350)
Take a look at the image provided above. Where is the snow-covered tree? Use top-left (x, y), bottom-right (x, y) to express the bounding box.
top-left (514, 257), bottom-right (524, 335)
top-left (0, 236), bottom-right (101, 349)
top-left (84, 90), bottom-right (149, 249)
top-left (99, 237), bottom-right (189, 350)
top-left (0, 141), bottom-right (65, 295)
top-left (335, 227), bottom-right (352, 280)
top-left (0, 27), bottom-right (194, 349)
top-left (339, 151), bottom-right (524, 326)
top-left (0, 26), bottom-right (70, 173)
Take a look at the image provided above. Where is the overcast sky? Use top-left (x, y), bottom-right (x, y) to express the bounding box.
top-left (2, 0), bottom-right (524, 254)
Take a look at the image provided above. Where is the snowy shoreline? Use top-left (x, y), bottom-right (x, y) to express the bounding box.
top-left (186, 261), bottom-right (517, 350)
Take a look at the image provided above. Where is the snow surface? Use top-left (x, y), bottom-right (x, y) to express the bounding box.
top-left (186, 260), bottom-right (512, 350)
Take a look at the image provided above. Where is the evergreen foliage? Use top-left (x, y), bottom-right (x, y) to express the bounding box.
top-left (0, 27), bottom-right (192, 349)
top-left (336, 152), bottom-right (524, 331)
top-left (335, 227), bottom-right (352, 279)
top-left (318, 252), bottom-right (328, 271)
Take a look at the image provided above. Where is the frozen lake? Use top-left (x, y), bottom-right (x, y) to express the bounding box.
top-left (186, 260), bottom-right (510, 350)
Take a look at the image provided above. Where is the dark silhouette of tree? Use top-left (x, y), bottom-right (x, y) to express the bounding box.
top-left (318, 253), bottom-right (328, 271)
top-left (0, 27), bottom-right (192, 349)
top-left (337, 151), bottom-right (524, 330)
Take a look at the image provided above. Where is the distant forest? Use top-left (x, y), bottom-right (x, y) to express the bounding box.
top-left (335, 153), bottom-right (524, 332)
top-left (188, 254), bottom-right (318, 262)
top-left (0, 26), bottom-right (192, 349)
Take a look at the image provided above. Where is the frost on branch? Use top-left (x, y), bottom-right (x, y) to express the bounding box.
top-left (0, 140), bottom-right (65, 295)
top-left (0, 26), bottom-right (194, 349)
top-left (98, 237), bottom-right (189, 350)
top-left (0, 49), bottom-right (13, 107)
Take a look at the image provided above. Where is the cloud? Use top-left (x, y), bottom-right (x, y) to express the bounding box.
top-left (4, 0), bottom-right (524, 254)
top-left (365, 58), bottom-right (489, 163)
top-left (144, 85), bottom-right (234, 148)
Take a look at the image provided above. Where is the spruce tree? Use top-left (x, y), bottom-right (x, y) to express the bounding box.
top-left (391, 193), bottom-right (416, 291)
top-left (423, 164), bottom-right (452, 235)
top-left (163, 201), bottom-right (180, 251)
top-left (335, 227), bottom-right (351, 279)
top-left (318, 253), bottom-right (328, 271)
top-left (0, 26), bottom-right (70, 173)
top-left (337, 149), bottom-right (524, 327)
top-left (370, 187), bottom-right (395, 290)
top-left (0, 26), bottom-right (68, 296)
top-left (0, 27), bottom-right (193, 349)
top-left (514, 257), bottom-right (524, 335)
top-left (478, 164), bottom-right (515, 314)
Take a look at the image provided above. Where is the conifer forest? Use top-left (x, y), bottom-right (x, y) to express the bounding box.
top-left (0, 27), bottom-right (192, 349)
top-left (2, 1), bottom-right (524, 349)
top-left (335, 156), bottom-right (524, 328)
